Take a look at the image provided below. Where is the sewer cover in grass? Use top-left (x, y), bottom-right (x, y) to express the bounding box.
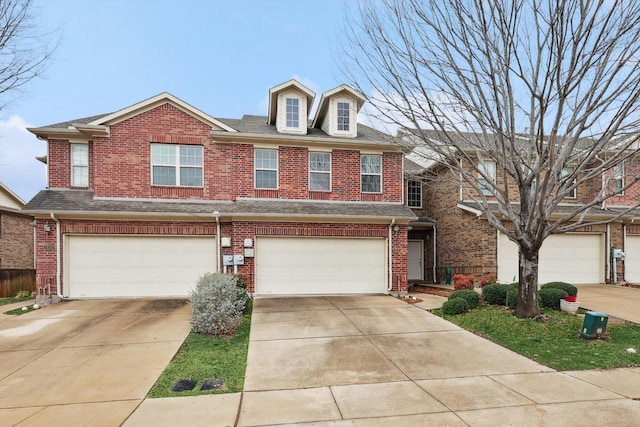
top-left (200, 379), bottom-right (224, 391)
top-left (171, 379), bottom-right (196, 392)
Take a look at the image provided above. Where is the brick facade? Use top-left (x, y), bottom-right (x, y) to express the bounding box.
top-left (0, 211), bottom-right (34, 269)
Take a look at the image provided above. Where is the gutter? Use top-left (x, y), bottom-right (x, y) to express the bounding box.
top-left (50, 213), bottom-right (64, 300)
top-left (433, 224), bottom-right (437, 283)
top-left (214, 211), bottom-right (221, 273)
top-left (457, 203), bottom-right (483, 217)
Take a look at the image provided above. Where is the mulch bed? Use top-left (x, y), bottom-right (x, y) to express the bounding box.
top-left (409, 285), bottom-right (454, 298)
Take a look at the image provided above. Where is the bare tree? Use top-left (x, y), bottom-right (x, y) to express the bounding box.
top-left (0, 0), bottom-right (55, 110)
top-left (342, 0), bottom-right (640, 317)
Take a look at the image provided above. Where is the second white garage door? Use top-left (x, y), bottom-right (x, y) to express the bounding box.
top-left (65, 235), bottom-right (216, 298)
top-left (255, 237), bottom-right (387, 295)
top-left (498, 233), bottom-right (604, 284)
top-left (624, 235), bottom-right (640, 282)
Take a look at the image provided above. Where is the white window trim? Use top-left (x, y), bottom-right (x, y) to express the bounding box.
top-left (332, 98), bottom-right (355, 136)
top-left (407, 180), bottom-right (422, 208)
top-left (309, 152), bottom-right (332, 192)
top-left (361, 154), bottom-right (383, 194)
top-left (285, 97), bottom-right (300, 130)
top-left (614, 161), bottom-right (625, 194)
top-left (337, 101), bottom-right (350, 132)
top-left (560, 167), bottom-right (577, 199)
top-left (254, 148), bottom-right (279, 190)
top-left (70, 143), bottom-right (89, 187)
top-left (478, 159), bottom-right (496, 195)
top-left (150, 143), bottom-right (204, 188)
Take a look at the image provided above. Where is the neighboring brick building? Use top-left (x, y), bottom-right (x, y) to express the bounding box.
top-left (403, 132), bottom-right (639, 286)
top-left (24, 80), bottom-right (415, 303)
top-left (0, 182), bottom-right (34, 269)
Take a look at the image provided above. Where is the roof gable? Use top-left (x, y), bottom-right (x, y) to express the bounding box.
top-left (0, 182), bottom-right (25, 209)
top-left (89, 92), bottom-right (237, 132)
top-left (268, 79), bottom-right (316, 125)
top-left (312, 84), bottom-right (366, 129)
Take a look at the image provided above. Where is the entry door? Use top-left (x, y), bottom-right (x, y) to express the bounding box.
top-left (408, 240), bottom-right (424, 280)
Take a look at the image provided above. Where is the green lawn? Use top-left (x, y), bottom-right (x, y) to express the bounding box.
top-left (147, 301), bottom-right (252, 398)
top-left (0, 296), bottom-right (33, 306)
top-left (433, 305), bottom-right (640, 371)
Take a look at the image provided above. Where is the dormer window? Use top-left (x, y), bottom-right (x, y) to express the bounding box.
top-left (286, 98), bottom-right (299, 128)
top-left (337, 102), bottom-right (350, 131)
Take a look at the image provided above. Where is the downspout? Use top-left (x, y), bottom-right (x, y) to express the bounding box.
top-left (595, 154), bottom-right (606, 209)
top-left (606, 223), bottom-right (611, 283)
top-left (432, 224), bottom-right (437, 283)
top-left (50, 212), bottom-right (63, 300)
top-left (387, 218), bottom-right (395, 293)
top-left (213, 211), bottom-right (221, 273)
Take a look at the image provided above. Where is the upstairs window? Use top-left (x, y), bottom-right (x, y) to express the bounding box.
top-left (255, 149), bottom-right (278, 189)
top-left (151, 144), bottom-right (203, 187)
top-left (407, 180), bottom-right (422, 208)
top-left (560, 167), bottom-right (577, 198)
top-left (478, 159), bottom-right (496, 195)
top-left (337, 102), bottom-right (350, 131)
top-left (614, 161), bottom-right (625, 193)
top-left (286, 98), bottom-right (299, 128)
top-left (361, 155), bottom-right (382, 193)
top-left (71, 144), bottom-right (89, 187)
top-left (309, 152), bottom-right (331, 191)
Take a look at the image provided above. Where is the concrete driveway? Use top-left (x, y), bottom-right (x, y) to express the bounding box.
top-left (0, 299), bottom-right (190, 426)
top-left (576, 284), bottom-right (640, 323)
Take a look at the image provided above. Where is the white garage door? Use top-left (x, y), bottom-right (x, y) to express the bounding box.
top-left (255, 237), bottom-right (387, 295)
top-left (624, 235), bottom-right (640, 282)
top-left (66, 235), bottom-right (216, 298)
top-left (498, 233), bottom-right (603, 284)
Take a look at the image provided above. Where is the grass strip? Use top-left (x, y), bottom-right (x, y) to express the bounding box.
top-left (147, 301), bottom-right (252, 398)
top-left (0, 296), bottom-right (33, 306)
top-left (433, 305), bottom-right (640, 371)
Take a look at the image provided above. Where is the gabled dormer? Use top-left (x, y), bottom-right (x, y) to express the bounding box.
top-left (312, 85), bottom-right (366, 139)
top-left (268, 80), bottom-right (315, 135)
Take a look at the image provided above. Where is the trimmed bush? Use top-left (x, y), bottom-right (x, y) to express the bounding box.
top-left (482, 283), bottom-right (511, 305)
top-left (541, 282), bottom-right (578, 297)
top-left (506, 287), bottom-right (518, 309)
top-left (453, 274), bottom-right (475, 290)
top-left (442, 297), bottom-right (469, 315)
top-left (538, 287), bottom-right (568, 309)
top-left (449, 289), bottom-right (481, 309)
top-left (232, 274), bottom-right (249, 289)
top-left (479, 272), bottom-right (496, 287)
top-left (190, 273), bottom-right (249, 337)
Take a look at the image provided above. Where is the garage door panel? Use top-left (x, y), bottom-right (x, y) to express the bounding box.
top-left (498, 233), bottom-right (603, 284)
top-left (66, 235), bottom-right (216, 298)
top-left (624, 236), bottom-right (640, 282)
top-left (255, 237), bottom-right (386, 295)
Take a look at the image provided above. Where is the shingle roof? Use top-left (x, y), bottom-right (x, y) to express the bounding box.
top-left (23, 190), bottom-right (417, 221)
top-left (43, 113), bottom-right (113, 129)
top-left (458, 201), bottom-right (630, 219)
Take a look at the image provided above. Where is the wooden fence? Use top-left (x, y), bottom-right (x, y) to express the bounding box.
top-left (0, 269), bottom-right (36, 298)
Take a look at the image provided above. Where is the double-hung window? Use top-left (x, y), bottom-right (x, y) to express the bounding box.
top-left (361, 155), bottom-right (382, 193)
top-left (151, 144), bottom-right (203, 187)
top-left (560, 167), bottom-right (577, 198)
top-left (255, 149), bottom-right (278, 189)
top-left (407, 180), bottom-right (422, 208)
top-left (337, 102), bottom-right (350, 131)
top-left (478, 160), bottom-right (496, 195)
top-left (286, 98), bottom-right (299, 128)
top-left (614, 161), bottom-right (625, 193)
top-left (309, 152), bottom-right (331, 191)
top-left (71, 143), bottom-right (89, 187)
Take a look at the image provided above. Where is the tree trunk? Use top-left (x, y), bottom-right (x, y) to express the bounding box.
top-left (514, 249), bottom-right (541, 318)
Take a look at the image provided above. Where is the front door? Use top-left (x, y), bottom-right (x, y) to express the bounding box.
top-left (408, 240), bottom-right (424, 281)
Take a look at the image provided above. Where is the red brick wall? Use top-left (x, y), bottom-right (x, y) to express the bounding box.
top-left (0, 212), bottom-right (34, 269)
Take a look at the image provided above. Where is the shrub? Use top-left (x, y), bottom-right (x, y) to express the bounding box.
top-left (479, 273), bottom-right (496, 287)
top-left (190, 273), bottom-right (249, 337)
top-left (453, 274), bottom-right (475, 290)
top-left (506, 287), bottom-right (518, 309)
top-left (541, 282), bottom-right (578, 297)
top-left (442, 297), bottom-right (469, 315)
top-left (15, 290), bottom-right (32, 298)
top-left (449, 289), bottom-right (481, 309)
top-left (482, 283), bottom-right (511, 305)
top-left (538, 287), bottom-right (568, 309)
top-left (232, 274), bottom-right (249, 289)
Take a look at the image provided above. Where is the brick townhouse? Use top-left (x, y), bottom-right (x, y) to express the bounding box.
top-left (23, 79), bottom-right (416, 303)
top-left (0, 182), bottom-right (34, 270)
top-left (403, 132), bottom-right (640, 285)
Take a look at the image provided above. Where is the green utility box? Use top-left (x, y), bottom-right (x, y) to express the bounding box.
top-left (580, 311), bottom-right (609, 339)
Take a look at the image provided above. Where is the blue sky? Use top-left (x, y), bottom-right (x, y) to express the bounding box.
top-left (0, 0), bottom-right (354, 202)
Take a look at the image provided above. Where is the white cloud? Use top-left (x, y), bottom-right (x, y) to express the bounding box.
top-left (0, 115), bottom-right (46, 202)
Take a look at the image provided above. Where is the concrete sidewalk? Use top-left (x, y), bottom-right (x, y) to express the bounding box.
top-left (127, 295), bottom-right (640, 426)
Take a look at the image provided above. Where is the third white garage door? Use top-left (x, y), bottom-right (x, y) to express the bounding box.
top-left (255, 237), bottom-right (387, 295)
top-left (498, 233), bottom-right (604, 284)
top-left (623, 235), bottom-right (640, 282)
